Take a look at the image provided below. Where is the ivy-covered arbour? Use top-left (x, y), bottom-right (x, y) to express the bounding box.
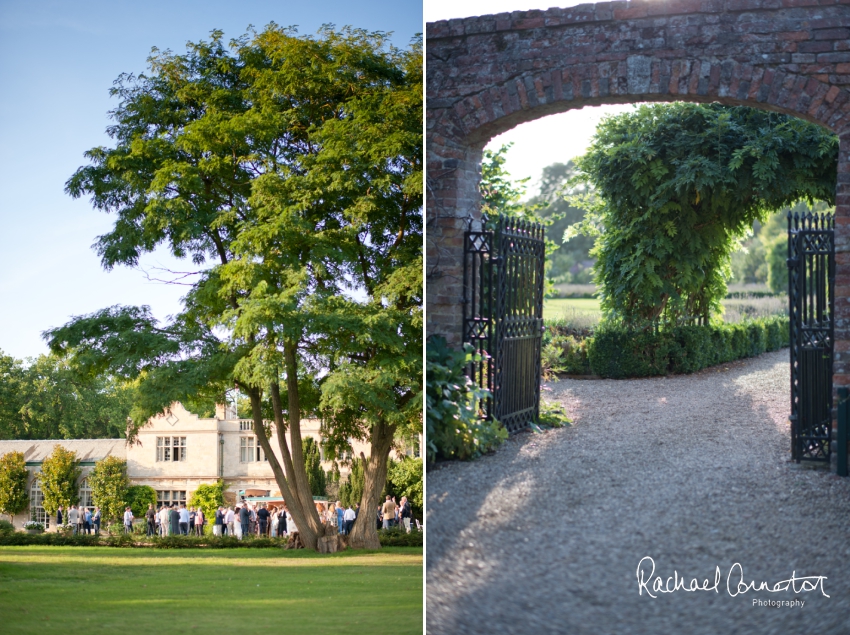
top-left (569, 103), bottom-right (838, 330)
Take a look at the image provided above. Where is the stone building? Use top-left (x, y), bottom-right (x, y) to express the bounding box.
top-left (0, 402), bottom-right (406, 529)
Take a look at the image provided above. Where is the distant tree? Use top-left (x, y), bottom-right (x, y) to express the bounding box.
top-left (88, 456), bottom-right (129, 524)
top-left (339, 457), bottom-right (365, 509)
top-left (303, 437), bottom-right (327, 497)
top-left (189, 480), bottom-right (228, 526)
top-left (384, 456), bottom-right (423, 519)
top-left (0, 352), bottom-right (133, 440)
top-left (0, 452), bottom-right (29, 521)
top-left (125, 484), bottom-right (157, 518)
top-left (39, 446), bottom-right (81, 516)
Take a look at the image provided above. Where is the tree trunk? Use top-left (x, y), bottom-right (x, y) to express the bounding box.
top-left (245, 387), bottom-right (320, 551)
top-left (282, 341), bottom-right (323, 536)
top-left (348, 418), bottom-right (396, 550)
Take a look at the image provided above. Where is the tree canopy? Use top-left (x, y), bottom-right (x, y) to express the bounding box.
top-left (570, 103), bottom-right (837, 329)
top-left (48, 24), bottom-right (421, 551)
top-left (0, 352), bottom-right (133, 440)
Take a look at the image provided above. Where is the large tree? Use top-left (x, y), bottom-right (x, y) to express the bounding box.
top-left (48, 25), bottom-right (421, 551)
top-left (570, 103), bottom-right (837, 329)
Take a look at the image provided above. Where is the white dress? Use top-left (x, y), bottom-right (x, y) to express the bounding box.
top-left (286, 512), bottom-right (297, 534)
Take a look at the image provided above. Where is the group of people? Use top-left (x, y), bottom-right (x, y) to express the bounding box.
top-left (57, 496), bottom-right (414, 538)
top-left (211, 502), bottom-right (296, 539)
top-left (56, 505), bottom-right (102, 534)
top-left (379, 495), bottom-right (412, 532)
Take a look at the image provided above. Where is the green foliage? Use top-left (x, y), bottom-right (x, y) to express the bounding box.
top-left (571, 103), bottom-right (837, 330)
top-left (541, 331), bottom-right (591, 377)
top-left (384, 457), bottom-right (423, 518)
top-left (339, 457), bottom-right (365, 509)
top-left (0, 352), bottom-right (133, 441)
top-left (88, 456), bottom-right (129, 524)
top-left (124, 485), bottom-right (157, 518)
top-left (537, 401), bottom-right (572, 429)
top-left (378, 526), bottom-right (423, 547)
top-left (303, 437), bottom-right (327, 497)
top-left (39, 446), bottom-right (81, 516)
top-left (0, 519), bottom-right (14, 536)
top-left (0, 451), bottom-right (29, 520)
top-left (425, 335), bottom-right (507, 464)
top-left (49, 24), bottom-right (422, 550)
top-left (586, 315), bottom-right (788, 379)
top-left (188, 480), bottom-right (227, 523)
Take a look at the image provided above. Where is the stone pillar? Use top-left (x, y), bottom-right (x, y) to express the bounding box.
top-left (425, 128), bottom-right (484, 348)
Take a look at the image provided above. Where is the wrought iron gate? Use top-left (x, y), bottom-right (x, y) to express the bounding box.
top-left (463, 216), bottom-right (547, 433)
top-left (788, 212), bottom-right (834, 463)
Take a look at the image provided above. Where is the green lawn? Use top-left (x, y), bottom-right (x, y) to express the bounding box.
top-left (543, 297), bottom-right (602, 321)
top-left (0, 547), bottom-right (422, 634)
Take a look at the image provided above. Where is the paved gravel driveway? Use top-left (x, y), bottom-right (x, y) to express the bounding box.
top-left (426, 349), bottom-right (850, 634)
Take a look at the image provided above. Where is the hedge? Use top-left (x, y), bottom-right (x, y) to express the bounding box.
top-left (0, 529), bottom-right (422, 549)
top-left (586, 315), bottom-right (788, 379)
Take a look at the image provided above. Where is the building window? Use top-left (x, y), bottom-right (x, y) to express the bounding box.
top-left (240, 436), bottom-right (255, 462)
top-left (156, 490), bottom-right (186, 507)
top-left (156, 437), bottom-right (186, 462)
top-left (30, 478), bottom-right (48, 528)
top-left (257, 443), bottom-right (267, 462)
top-left (78, 478), bottom-right (92, 510)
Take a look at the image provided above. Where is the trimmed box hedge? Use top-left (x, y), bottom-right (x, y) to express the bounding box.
top-left (586, 315), bottom-right (788, 379)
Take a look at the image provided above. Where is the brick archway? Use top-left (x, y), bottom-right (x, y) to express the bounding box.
top-left (426, 0), bottom-right (850, 362)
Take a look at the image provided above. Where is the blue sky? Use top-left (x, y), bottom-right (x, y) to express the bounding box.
top-left (0, 0), bottom-right (421, 360)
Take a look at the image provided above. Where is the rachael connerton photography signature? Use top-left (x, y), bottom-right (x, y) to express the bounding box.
top-left (636, 557), bottom-right (829, 599)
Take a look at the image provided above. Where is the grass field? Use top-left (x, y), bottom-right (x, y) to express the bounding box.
top-left (0, 547), bottom-right (422, 634)
top-left (542, 296), bottom-right (787, 323)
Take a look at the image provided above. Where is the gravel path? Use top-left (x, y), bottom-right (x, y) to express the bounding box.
top-left (426, 350), bottom-right (850, 634)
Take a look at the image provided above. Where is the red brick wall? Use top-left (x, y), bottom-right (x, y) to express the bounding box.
top-left (426, 0), bottom-right (850, 367)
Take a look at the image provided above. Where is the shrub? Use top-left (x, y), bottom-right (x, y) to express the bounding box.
top-left (426, 335), bottom-right (507, 464)
top-left (378, 527), bottom-right (423, 547)
top-left (188, 480), bottom-right (227, 526)
top-left (89, 456), bottom-right (129, 525)
top-left (0, 451), bottom-right (29, 521)
top-left (0, 519), bottom-right (15, 536)
top-left (39, 446), bottom-right (81, 516)
top-left (125, 485), bottom-right (157, 518)
top-left (586, 315), bottom-right (788, 378)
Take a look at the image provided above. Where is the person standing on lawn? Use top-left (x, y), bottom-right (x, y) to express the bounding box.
top-left (84, 508), bottom-right (92, 534)
top-left (169, 505), bottom-right (180, 535)
top-left (123, 507), bottom-right (134, 534)
top-left (278, 507), bottom-right (287, 536)
top-left (179, 504), bottom-right (189, 535)
top-left (195, 508), bottom-right (204, 536)
top-left (257, 503), bottom-right (270, 536)
top-left (399, 496), bottom-right (412, 533)
top-left (92, 507), bottom-right (101, 535)
top-left (188, 507), bottom-right (196, 534)
top-left (213, 507), bottom-right (223, 536)
top-left (68, 505), bottom-right (79, 535)
top-left (344, 505), bottom-right (356, 535)
top-left (225, 506), bottom-right (235, 536)
top-left (336, 501), bottom-right (345, 534)
top-left (239, 504), bottom-right (250, 539)
top-left (158, 505), bottom-right (169, 536)
top-left (145, 504), bottom-right (156, 537)
top-left (381, 496), bottom-right (396, 530)
top-left (56, 505), bottom-right (63, 527)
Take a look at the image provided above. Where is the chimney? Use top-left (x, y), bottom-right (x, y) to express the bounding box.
top-left (215, 403), bottom-right (227, 420)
